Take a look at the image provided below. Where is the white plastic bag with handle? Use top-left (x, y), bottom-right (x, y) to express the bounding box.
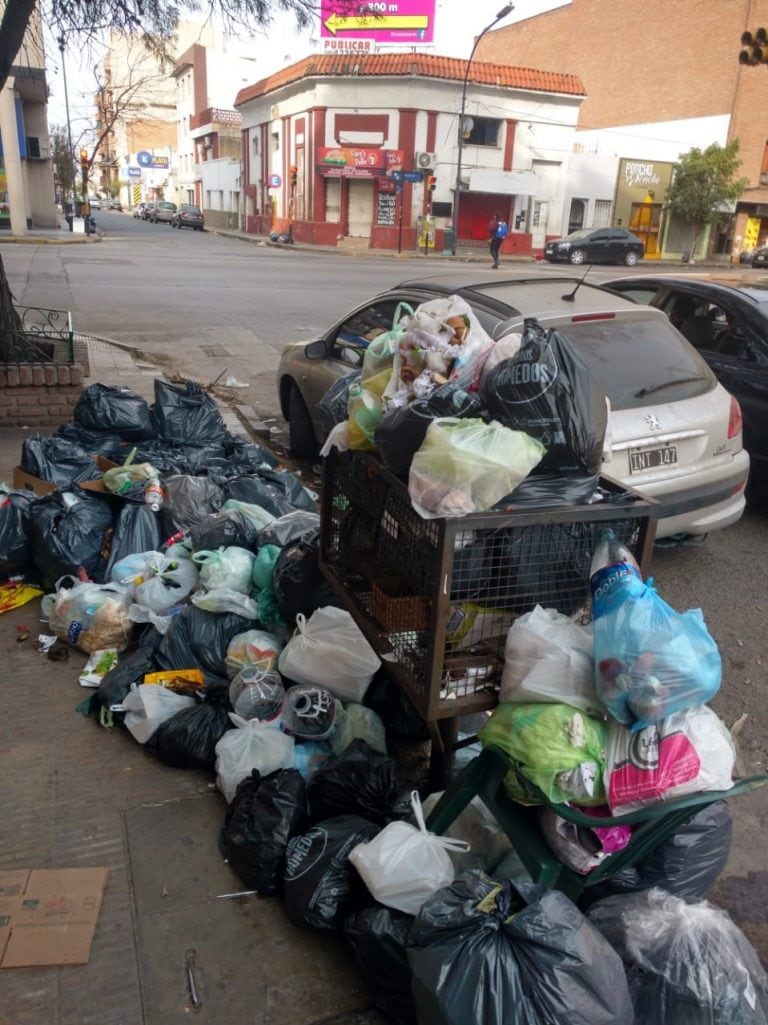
top-left (278, 606), bottom-right (381, 702)
top-left (123, 684), bottom-right (196, 744)
top-left (349, 791), bottom-right (470, 915)
top-left (215, 714), bottom-right (295, 803)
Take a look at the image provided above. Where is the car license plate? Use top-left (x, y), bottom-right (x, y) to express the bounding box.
top-left (756, 254), bottom-right (767, 264)
top-left (629, 445), bottom-right (677, 473)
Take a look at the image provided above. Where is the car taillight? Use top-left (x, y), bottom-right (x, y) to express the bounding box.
top-left (727, 396), bottom-right (742, 439)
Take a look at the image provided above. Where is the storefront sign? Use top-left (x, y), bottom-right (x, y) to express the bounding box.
top-left (320, 0), bottom-right (435, 44)
top-left (318, 147), bottom-right (404, 176)
top-left (323, 38), bottom-right (374, 53)
top-left (269, 174), bottom-right (282, 188)
top-left (623, 161), bottom-right (661, 188)
top-left (152, 156), bottom-right (169, 169)
top-left (127, 167), bottom-right (142, 178)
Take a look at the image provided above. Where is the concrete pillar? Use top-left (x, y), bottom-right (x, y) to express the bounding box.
top-left (0, 77), bottom-right (29, 236)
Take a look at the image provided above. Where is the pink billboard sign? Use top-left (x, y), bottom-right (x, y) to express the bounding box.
top-left (320, 0), bottom-right (435, 44)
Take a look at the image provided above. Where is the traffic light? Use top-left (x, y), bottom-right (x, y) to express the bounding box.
top-left (427, 175), bottom-right (437, 191)
top-left (79, 148), bottom-right (89, 171)
top-left (290, 164), bottom-right (298, 187)
top-left (739, 28), bottom-right (768, 65)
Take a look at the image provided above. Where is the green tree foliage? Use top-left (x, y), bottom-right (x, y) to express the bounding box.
top-left (665, 141), bottom-right (749, 259)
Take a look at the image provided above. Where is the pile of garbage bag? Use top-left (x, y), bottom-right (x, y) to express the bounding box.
top-left (320, 297), bottom-right (611, 517)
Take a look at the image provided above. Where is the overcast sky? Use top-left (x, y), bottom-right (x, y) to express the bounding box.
top-left (45, 0), bottom-right (567, 139)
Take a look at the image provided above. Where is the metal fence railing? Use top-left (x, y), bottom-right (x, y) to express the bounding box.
top-left (3, 306), bottom-right (75, 364)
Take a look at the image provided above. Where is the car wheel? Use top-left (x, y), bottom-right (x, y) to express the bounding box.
top-left (288, 386), bottom-right (319, 459)
top-left (624, 250), bottom-right (639, 266)
top-left (569, 249), bottom-right (586, 265)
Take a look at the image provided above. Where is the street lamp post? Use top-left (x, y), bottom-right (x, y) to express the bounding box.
top-left (451, 3), bottom-right (514, 254)
top-left (58, 35), bottom-right (76, 232)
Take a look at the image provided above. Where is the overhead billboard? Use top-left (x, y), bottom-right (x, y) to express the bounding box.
top-left (320, 0), bottom-right (435, 44)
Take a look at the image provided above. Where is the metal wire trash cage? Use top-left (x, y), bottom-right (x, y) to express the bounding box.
top-left (319, 450), bottom-right (658, 722)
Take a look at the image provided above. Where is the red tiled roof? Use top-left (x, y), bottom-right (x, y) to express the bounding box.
top-left (234, 52), bottom-right (585, 107)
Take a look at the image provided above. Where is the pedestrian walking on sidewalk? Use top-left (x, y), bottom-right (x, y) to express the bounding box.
top-left (488, 211), bottom-right (508, 268)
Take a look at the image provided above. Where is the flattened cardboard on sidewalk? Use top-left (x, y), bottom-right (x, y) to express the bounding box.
top-left (0, 867), bottom-right (108, 968)
top-left (12, 455), bottom-right (119, 497)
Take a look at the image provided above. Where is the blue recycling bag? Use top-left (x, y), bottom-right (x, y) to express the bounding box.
top-left (591, 562), bottom-right (722, 731)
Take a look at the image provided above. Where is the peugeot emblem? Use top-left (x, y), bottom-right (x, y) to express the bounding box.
top-left (644, 413), bottom-right (662, 430)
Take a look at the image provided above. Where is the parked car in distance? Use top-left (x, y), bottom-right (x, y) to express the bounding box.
top-left (109, 199), bottom-right (123, 211)
top-left (543, 228), bottom-right (644, 266)
top-left (151, 201), bottom-right (177, 224)
top-left (133, 202), bottom-right (147, 219)
top-left (605, 273), bottom-right (768, 491)
top-left (171, 204), bottom-right (204, 231)
top-left (88, 197), bottom-right (102, 210)
top-left (751, 246), bottom-right (768, 268)
top-left (141, 202), bottom-right (156, 221)
top-left (278, 275), bottom-right (748, 539)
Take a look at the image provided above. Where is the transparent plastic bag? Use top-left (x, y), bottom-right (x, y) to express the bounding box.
top-left (215, 714), bottom-right (295, 803)
top-left (191, 588), bottom-right (260, 618)
top-left (228, 665), bottom-right (285, 722)
top-left (135, 553), bottom-right (199, 613)
top-left (331, 702), bottom-right (387, 756)
top-left (408, 418), bottom-right (545, 518)
top-left (123, 684), bottom-right (196, 744)
top-left (192, 546), bottom-right (254, 594)
top-left (500, 605), bottom-right (598, 714)
top-left (43, 577), bottom-right (134, 653)
top-left (350, 791), bottom-right (469, 915)
top-left (225, 629), bottom-right (283, 677)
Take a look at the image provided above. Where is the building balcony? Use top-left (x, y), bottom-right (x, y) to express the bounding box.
top-left (189, 107), bottom-right (241, 132)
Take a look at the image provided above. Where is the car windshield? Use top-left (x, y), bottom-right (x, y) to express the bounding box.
top-left (558, 319), bottom-right (715, 409)
top-left (562, 229), bottom-right (594, 240)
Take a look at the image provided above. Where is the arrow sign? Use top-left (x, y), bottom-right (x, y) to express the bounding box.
top-left (324, 13), bottom-right (429, 34)
top-left (391, 170), bottom-right (424, 183)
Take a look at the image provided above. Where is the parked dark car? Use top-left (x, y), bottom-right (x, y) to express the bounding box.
top-left (150, 201), bottom-right (177, 224)
top-left (543, 227), bottom-right (644, 266)
top-left (606, 273), bottom-right (768, 490)
top-left (751, 246), bottom-right (768, 268)
top-left (278, 274), bottom-right (749, 539)
top-left (171, 204), bottom-right (205, 231)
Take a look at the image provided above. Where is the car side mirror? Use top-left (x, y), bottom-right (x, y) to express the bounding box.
top-left (304, 339), bottom-right (327, 360)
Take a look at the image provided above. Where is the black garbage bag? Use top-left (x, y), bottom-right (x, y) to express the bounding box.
top-left (189, 509), bottom-right (259, 553)
top-left (28, 488), bottom-right (115, 591)
top-left (580, 802), bottom-right (733, 909)
top-left (96, 623), bottom-right (164, 712)
top-left (495, 471), bottom-right (600, 509)
top-left (588, 889), bottom-right (768, 1025)
top-left (105, 502), bottom-right (165, 579)
top-left (481, 319), bottom-right (607, 479)
top-left (161, 475), bottom-right (223, 535)
top-left (363, 668), bottom-right (430, 741)
top-left (55, 422), bottom-right (126, 459)
top-left (21, 435), bottom-right (101, 486)
top-left (408, 870), bottom-right (633, 1025)
top-left (283, 815), bottom-right (380, 932)
top-left (258, 510), bottom-right (320, 549)
top-left (155, 604), bottom-right (254, 683)
top-left (0, 487), bottom-right (36, 579)
top-left (343, 905), bottom-right (417, 1025)
top-left (304, 739), bottom-right (409, 826)
top-left (317, 371), bottom-right (361, 437)
top-left (151, 380), bottom-right (228, 443)
top-left (147, 681), bottom-right (233, 769)
top-left (219, 467), bottom-right (315, 517)
top-left (225, 438), bottom-right (278, 471)
top-left (73, 383), bottom-right (154, 440)
top-left (375, 382), bottom-right (483, 479)
top-left (219, 768), bottom-right (306, 895)
top-left (272, 530), bottom-right (340, 622)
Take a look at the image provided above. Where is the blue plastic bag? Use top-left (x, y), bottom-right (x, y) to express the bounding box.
top-left (592, 566), bottom-right (721, 731)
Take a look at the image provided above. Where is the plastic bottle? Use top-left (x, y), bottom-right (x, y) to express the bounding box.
top-left (144, 479), bottom-right (164, 512)
top-left (589, 528), bottom-right (641, 607)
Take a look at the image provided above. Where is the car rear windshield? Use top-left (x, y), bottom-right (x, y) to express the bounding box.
top-left (158, 202), bottom-right (175, 210)
top-left (556, 318), bottom-right (715, 410)
top-left (181, 205), bottom-right (202, 214)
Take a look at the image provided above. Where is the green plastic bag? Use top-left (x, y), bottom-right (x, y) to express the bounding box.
top-left (331, 702), bottom-right (387, 756)
top-left (479, 702), bottom-right (607, 806)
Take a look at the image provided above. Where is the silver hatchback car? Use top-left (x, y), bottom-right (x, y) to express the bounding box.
top-left (277, 276), bottom-right (749, 539)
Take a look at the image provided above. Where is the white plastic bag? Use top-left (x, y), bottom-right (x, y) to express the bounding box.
top-left (191, 588), bottom-right (260, 618)
top-left (278, 606), bottom-right (381, 702)
top-left (604, 705), bottom-right (736, 814)
top-left (135, 553), bottom-right (199, 613)
top-left (123, 684), bottom-right (196, 744)
top-left (128, 603), bottom-right (174, 635)
top-left (215, 713), bottom-right (295, 803)
top-left (192, 547), bottom-right (255, 594)
top-left (349, 791), bottom-right (470, 915)
top-left (110, 550), bottom-right (158, 588)
top-left (500, 605), bottom-right (599, 713)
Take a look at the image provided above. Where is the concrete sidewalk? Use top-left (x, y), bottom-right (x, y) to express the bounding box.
top-left (0, 338), bottom-right (386, 1025)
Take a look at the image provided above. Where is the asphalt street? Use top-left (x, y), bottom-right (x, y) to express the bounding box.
top-left (2, 216), bottom-right (767, 960)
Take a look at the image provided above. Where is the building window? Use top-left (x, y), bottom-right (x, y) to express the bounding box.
top-left (593, 199), bottom-right (613, 228)
top-left (465, 117), bottom-right (500, 147)
top-left (252, 136), bottom-right (259, 155)
top-left (272, 131), bottom-right (280, 152)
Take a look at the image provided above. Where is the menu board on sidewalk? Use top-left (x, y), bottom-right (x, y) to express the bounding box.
top-left (377, 193), bottom-right (397, 226)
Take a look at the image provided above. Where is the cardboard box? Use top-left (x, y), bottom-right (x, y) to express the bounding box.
top-left (12, 456), bottom-right (119, 497)
top-left (0, 867), bottom-right (108, 968)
